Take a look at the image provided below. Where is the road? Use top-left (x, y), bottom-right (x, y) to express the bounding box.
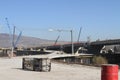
top-left (0, 57), bottom-right (119, 80)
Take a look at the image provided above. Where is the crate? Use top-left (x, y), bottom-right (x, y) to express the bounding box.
top-left (22, 57), bottom-right (51, 72)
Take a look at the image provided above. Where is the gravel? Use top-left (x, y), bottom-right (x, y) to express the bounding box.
top-left (0, 57), bottom-right (119, 80)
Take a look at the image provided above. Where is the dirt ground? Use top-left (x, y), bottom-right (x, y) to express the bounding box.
top-left (0, 57), bottom-right (119, 80)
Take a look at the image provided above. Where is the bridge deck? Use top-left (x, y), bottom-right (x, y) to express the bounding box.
top-left (91, 39), bottom-right (120, 45)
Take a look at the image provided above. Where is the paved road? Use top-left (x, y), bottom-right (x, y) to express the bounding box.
top-left (0, 57), bottom-right (119, 80)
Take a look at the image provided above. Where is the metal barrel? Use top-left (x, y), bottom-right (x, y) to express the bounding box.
top-left (101, 64), bottom-right (118, 80)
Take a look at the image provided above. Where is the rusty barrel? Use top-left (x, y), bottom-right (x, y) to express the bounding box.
top-left (101, 64), bottom-right (118, 80)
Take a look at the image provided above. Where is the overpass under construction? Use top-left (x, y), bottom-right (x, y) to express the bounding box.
top-left (31, 39), bottom-right (120, 54)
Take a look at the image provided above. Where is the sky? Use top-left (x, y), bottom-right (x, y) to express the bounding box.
top-left (0, 0), bottom-right (120, 42)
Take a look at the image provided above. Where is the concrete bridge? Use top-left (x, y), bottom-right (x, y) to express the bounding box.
top-left (31, 39), bottom-right (120, 54)
top-left (88, 39), bottom-right (120, 54)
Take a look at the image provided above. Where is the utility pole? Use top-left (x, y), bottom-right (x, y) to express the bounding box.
top-left (70, 30), bottom-right (74, 55)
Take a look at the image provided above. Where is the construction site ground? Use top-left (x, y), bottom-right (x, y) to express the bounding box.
top-left (0, 56), bottom-right (119, 80)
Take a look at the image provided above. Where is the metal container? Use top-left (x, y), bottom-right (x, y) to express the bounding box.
top-left (101, 64), bottom-right (118, 80)
top-left (22, 57), bottom-right (51, 72)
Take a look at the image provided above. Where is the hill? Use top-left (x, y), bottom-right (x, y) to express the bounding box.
top-left (0, 33), bottom-right (61, 48)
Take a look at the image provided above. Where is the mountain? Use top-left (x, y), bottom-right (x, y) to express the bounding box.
top-left (0, 33), bottom-right (63, 48)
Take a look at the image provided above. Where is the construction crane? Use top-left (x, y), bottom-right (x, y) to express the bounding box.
top-left (14, 31), bottom-right (22, 48)
top-left (5, 18), bottom-right (13, 46)
top-left (54, 35), bottom-right (60, 45)
top-left (77, 27), bottom-right (82, 42)
top-left (5, 18), bottom-right (22, 57)
top-left (12, 25), bottom-right (22, 49)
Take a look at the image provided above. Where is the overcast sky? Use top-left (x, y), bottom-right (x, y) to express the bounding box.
top-left (0, 0), bottom-right (120, 41)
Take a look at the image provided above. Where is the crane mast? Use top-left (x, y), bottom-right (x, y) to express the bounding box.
top-left (5, 18), bottom-right (22, 57)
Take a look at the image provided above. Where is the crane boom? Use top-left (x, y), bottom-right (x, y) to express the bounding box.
top-left (54, 35), bottom-right (60, 45)
top-left (5, 18), bottom-right (13, 47)
top-left (14, 31), bottom-right (22, 47)
top-left (77, 27), bottom-right (82, 42)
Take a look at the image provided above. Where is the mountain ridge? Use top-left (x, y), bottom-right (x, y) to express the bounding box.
top-left (0, 33), bottom-right (58, 48)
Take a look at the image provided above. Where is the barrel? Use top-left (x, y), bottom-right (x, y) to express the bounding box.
top-left (101, 64), bottom-right (118, 80)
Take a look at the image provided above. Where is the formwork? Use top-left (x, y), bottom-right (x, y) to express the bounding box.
top-left (22, 57), bottom-right (51, 72)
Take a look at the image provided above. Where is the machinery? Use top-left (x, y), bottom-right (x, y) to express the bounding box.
top-left (5, 18), bottom-right (22, 57)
